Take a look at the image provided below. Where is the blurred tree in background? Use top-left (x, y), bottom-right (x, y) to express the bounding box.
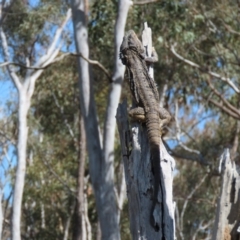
top-left (0, 0), bottom-right (240, 239)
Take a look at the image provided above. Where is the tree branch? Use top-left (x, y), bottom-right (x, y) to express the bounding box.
top-left (0, 52), bottom-right (112, 82)
top-left (0, 28), bottom-right (22, 90)
top-left (42, 158), bottom-right (76, 195)
top-left (174, 100), bottom-right (201, 155)
top-left (170, 44), bottom-right (240, 93)
top-left (26, 48), bottom-right (60, 98)
top-left (134, 0), bottom-right (160, 5)
top-left (24, 9), bottom-right (72, 96)
top-left (222, 21), bottom-right (240, 37)
top-left (35, 8), bottom-right (72, 68)
top-left (206, 77), bottom-right (240, 117)
top-left (180, 174), bottom-right (208, 233)
top-left (208, 99), bottom-right (240, 119)
top-left (52, 92), bottom-right (77, 143)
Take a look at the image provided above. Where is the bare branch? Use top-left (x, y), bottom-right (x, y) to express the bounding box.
top-left (209, 99), bottom-right (240, 119)
top-left (73, 53), bottom-right (112, 81)
top-left (52, 92), bottom-right (77, 143)
top-left (36, 8), bottom-right (72, 68)
top-left (192, 220), bottom-right (214, 240)
top-left (26, 48), bottom-right (60, 98)
top-left (159, 83), bottom-right (168, 108)
top-left (222, 22), bottom-right (240, 36)
top-left (170, 44), bottom-right (240, 93)
top-left (206, 77), bottom-right (240, 117)
top-left (134, 0), bottom-right (160, 5)
top-left (24, 8), bottom-right (72, 95)
top-left (174, 100), bottom-right (201, 155)
top-left (180, 174), bottom-right (208, 233)
top-left (0, 28), bottom-right (22, 90)
top-left (175, 203), bottom-right (183, 239)
top-left (0, 52), bottom-right (112, 81)
top-left (42, 158), bottom-right (76, 195)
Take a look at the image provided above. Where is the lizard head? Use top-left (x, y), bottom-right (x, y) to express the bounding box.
top-left (120, 30), bottom-right (145, 65)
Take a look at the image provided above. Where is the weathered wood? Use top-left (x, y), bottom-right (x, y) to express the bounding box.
top-left (116, 101), bottom-right (175, 239)
top-left (142, 22), bottom-right (154, 78)
top-left (212, 149), bottom-right (240, 240)
top-left (116, 24), bottom-right (175, 239)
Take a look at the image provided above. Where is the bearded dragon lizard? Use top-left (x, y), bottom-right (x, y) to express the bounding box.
top-left (120, 30), bottom-right (171, 232)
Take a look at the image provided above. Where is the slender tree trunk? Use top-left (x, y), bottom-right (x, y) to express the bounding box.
top-left (71, 0), bottom-right (131, 239)
top-left (73, 115), bottom-right (88, 240)
top-left (12, 92), bottom-right (30, 240)
top-left (71, 1), bottom-right (119, 239)
top-left (103, 0), bottom-right (131, 219)
top-left (0, 188), bottom-right (3, 240)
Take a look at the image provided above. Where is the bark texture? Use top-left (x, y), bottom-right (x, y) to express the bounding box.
top-left (12, 93), bottom-right (29, 240)
top-left (116, 100), bottom-right (175, 239)
top-left (73, 115), bottom-right (88, 240)
top-left (212, 149), bottom-right (240, 240)
top-left (71, 0), bottom-right (131, 239)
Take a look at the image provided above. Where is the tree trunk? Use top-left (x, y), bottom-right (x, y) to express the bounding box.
top-left (72, 115), bottom-right (89, 240)
top-left (117, 101), bottom-right (175, 239)
top-left (103, 0), bottom-right (132, 219)
top-left (71, 0), bottom-right (132, 239)
top-left (12, 92), bottom-right (30, 240)
top-left (0, 188), bottom-right (3, 240)
top-left (212, 149), bottom-right (240, 240)
top-left (71, 0), bottom-right (129, 239)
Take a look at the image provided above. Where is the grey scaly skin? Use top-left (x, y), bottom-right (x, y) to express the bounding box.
top-left (120, 30), bottom-right (171, 232)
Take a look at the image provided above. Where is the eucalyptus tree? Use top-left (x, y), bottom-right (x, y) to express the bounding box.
top-left (0, 0), bottom-right (239, 239)
top-left (0, 1), bottom-right (71, 239)
top-left (71, 0), bottom-right (132, 238)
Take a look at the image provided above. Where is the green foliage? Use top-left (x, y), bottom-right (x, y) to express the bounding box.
top-left (2, 0), bottom-right (240, 238)
top-left (89, 1), bottom-right (116, 54)
top-left (2, 0), bottom-right (69, 65)
top-left (174, 161), bottom-right (217, 239)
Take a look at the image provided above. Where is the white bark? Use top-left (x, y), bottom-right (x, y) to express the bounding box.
top-left (103, 0), bottom-right (132, 219)
top-left (212, 149), bottom-right (240, 240)
top-left (71, 0), bottom-right (131, 239)
top-left (84, 190), bottom-right (92, 240)
top-left (12, 92), bottom-right (29, 240)
top-left (117, 164), bottom-right (127, 221)
top-left (117, 101), bottom-right (175, 239)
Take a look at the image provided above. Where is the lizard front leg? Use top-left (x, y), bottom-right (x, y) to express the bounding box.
top-left (129, 106), bottom-right (171, 129)
top-left (128, 107), bottom-right (146, 122)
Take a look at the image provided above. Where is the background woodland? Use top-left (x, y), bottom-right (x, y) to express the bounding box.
top-left (0, 0), bottom-right (240, 239)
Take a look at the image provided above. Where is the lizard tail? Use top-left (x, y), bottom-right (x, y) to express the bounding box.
top-left (145, 112), bottom-right (164, 232)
